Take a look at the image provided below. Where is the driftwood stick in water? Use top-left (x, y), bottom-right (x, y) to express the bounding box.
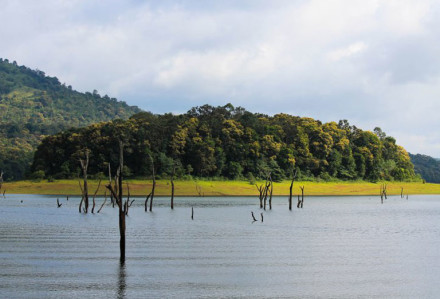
top-left (57, 198), bottom-right (62, 208)
top-left (251, 211), bottom-right (257, 222)
top-left (191, 206), bottom-right (194, 220)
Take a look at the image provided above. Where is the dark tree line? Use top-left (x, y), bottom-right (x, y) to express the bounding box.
top-left (31, 104), bottom-right (416, 182)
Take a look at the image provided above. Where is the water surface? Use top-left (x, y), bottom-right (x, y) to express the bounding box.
top-left (1, 194), bottom-right (440, 298)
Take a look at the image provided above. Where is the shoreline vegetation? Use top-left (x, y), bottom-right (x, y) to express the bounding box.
top-left (3, 180), bottom-right (440, 196)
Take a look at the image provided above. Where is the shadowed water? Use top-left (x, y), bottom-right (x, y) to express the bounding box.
top-left (1, 194), bottom-right (440, 298)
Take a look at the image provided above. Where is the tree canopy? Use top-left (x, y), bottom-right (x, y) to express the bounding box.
top-left (32, 104), bottom-right (416, 182)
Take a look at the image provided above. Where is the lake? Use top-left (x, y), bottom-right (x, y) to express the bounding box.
top-left (1, 194), bottom-right (440, 298)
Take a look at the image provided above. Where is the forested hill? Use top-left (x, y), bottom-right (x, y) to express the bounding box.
top-left (33, 104), bottom-right (416, 182)
top-left (409, 153), bottom-right (440, 183)
top-left (0, 58), bottom-right (141, 180)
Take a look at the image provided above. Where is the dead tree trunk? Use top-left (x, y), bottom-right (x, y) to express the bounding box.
top-left (289, 170), bottom-right (297, 211)
top-left (79, 149), bottom-right (90, 213)
top-left (57, 198), bottom-right (62, 208)
top-left (108, 163), bottom-right (115, 207)
top-left (263, 174), bottom-right (270, 211)
top-left (256, 184), bottom-right (264, 208)
top-left (269, 175), bottom-right (273, 210)
top-left (145, 193), bottom-right (151, 212)
top-left (91, 179), bottom-right (102, 214)
top-left (300, 186), bottom-right (304, 208)
top-left (78, 180), bottom-right (84, 213)
top-left (191, 206), bottom-right (194, 220)
top-left (171, 166), bottom-right (175, 210)
top-left (105, 141), bottom-right (127, 263)
top-left (255, 184), bottom-right (264, 209)
top-left (97, 191), bottom-right (107, 213)
top-left (401, 187), bottom-right (404, 198)
top-left (297, 194), bottom-right (301, 208)
top-left (380, 183), bottom-right (387, 203)
top-left (125, 183), bottom-right (134, 216)
top-left (0, 171), bottom-right (3, 194)
top-left (148, 153), bottom-right (156, 212)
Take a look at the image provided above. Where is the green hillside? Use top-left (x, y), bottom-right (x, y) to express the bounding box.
top-left (0, 58), bottom-right (141, 180)
top-left (409, 153), bottom-right (440, 183)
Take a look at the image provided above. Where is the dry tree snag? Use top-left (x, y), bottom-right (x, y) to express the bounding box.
top-left (148, 153), bottom-right (156, 212)
top-left (78, 149), bottom-right (90, 213)
top-left (255, 184), bottom-right (264, 208)
top-left (300, 186), bottom-right (304, 208)
top-left (108, 163), bottom-right (115, 207)
top-left (380, 183), bottom-right (387, 204)
top-left (289, 170), bottom-right (298, 211)
top-left (112, 168), bottom-right (120, 208)
top-left (105, 141), bottom-right (127, 262)
top-left (401, 187), bottom-right (404, 199)
top-left (268, 175), bottom-right (273, 210)
top-left (262, 174), bottom-right (271, 210)
top-left (145, 193), bottom-right (151, 212)
top-left (124, 182), bottom-right (135, 216)
top-left (260, 212), bottom-right (263, 223)
top-left (297, 195), bottom-right (301, 208)
top-left (78, 180), bottom-right (85, 213)
top-left (97, 191), bottom-right (107, 213)
top-left (91, 180), bottom-right (102, 214)
top-left (170, 165), bottom-right (175, 210)
top-left (57, 198), bottom-right (62, 208)
top-left (191, 206), bottom-right (194, 220)
top-left (0, 171), bottom-right (3, 193)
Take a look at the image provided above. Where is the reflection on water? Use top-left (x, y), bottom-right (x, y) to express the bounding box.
top-left (118, 261), bottom-right (126, 299)
top-left (1, 194), bottom-right (440, 298)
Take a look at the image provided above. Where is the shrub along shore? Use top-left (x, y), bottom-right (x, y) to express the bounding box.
top-left (3, 180), bottom-right (440, 196)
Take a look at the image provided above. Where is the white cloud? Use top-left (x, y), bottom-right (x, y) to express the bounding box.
top-left (1, 0), bottom-right (440, 156)
top-left (327, 42), bottom-right (367, 61)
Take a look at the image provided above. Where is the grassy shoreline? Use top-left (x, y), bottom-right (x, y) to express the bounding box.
top-left (3, 179), bottom-right (440, 196)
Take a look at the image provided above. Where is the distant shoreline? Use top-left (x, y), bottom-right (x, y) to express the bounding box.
top-left (3, 180), bottom-right (440, 196)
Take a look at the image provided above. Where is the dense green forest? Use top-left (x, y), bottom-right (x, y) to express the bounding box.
top-left (32, 104), bottom-right (416, 182)
top-left (409, 153), bottom-right (440, 183)
top-left (0, 58), bottom-right (141, 180)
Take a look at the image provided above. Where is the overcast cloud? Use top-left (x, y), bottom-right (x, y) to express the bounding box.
top-left (1, 0), bottom-right (440, 156)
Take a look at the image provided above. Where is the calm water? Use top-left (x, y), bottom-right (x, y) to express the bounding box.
top-left (1, 194), bottom-right (440, 298)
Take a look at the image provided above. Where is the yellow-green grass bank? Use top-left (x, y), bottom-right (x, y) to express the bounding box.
top-left (3, 180), bottom-right (440, 196)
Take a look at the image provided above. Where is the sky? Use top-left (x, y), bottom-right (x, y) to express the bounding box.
top-left (1, 0), bottom-right (440, 156)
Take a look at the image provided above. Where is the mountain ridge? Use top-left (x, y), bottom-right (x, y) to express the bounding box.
top-left (0, 58), bottom-right (141, 180)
